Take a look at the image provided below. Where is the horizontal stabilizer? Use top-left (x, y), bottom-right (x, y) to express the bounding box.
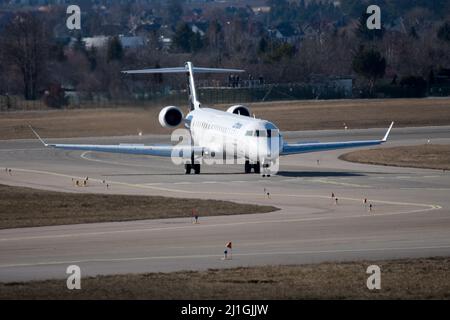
top-left (122, 66), bottom-right (244, 74)
top-left (123, 61), bottom-right (245, 111)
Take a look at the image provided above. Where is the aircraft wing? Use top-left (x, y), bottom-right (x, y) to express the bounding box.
top-left (46, 143), bottom-right (192, 157)
top-left (281, 122), bottom-right (394, 156)
top-left (29, 126), bottom-right (200, 158)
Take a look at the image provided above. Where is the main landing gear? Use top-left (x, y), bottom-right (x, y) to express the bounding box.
top-left (185, 163), bottom-right (201, 174)
top-left (185, 150), bottom-right (201, 174)
top-left (244, 160), bottom-right (262, 175)
top-left (245, 160), bottom-right (272, 177)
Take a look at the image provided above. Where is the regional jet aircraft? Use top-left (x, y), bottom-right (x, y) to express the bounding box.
top-left (31, 62), bottom-right (393, 176)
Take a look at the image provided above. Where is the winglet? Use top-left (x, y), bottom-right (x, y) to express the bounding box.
top-left (382, 122), bottom-right (394, 142)
top-left (28, 124), bottom-right (48, 147)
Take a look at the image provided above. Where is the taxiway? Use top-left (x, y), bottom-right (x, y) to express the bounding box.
top-left (0, 126), bottom-right (449, 282)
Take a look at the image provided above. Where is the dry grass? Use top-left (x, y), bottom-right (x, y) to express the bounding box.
top-left (1, 98), bottom-right (450, 140)
top-left (246, 98), bottom-right (450, 131)
top-left (0, 108), bottom-right (165, 140)
top-left (0, 184), bottom-right (278, 229)
top-left (340, 144), bottom-right (450, 170)
top-left (1, 257), bottom-right (449, 299)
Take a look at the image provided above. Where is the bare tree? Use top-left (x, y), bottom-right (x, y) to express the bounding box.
top-left (0, 12), bottom-right (49, 100)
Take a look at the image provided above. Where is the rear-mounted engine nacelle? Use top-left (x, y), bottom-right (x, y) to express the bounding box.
top-left (227, 105), bottom-right (251, 117)
top-left (159, 106), bottom-right (184, 128)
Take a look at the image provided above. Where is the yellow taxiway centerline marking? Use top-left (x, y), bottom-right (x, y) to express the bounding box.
top-left (0, 167), bottom-right (441, 243)
top-left (4, 167), bottom-right (442, 209)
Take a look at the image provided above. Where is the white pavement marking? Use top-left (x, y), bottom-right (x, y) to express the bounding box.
top-left (0, 203), bottom-right (441, 243)
top-left (310, 178), bottom-right (373, 188)
top-left (401, 188), bottom-right (450, 191)
top-left (2, 245), bottom-right (450, 269)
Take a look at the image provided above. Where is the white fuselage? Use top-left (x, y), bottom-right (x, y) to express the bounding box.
top-left (186, 108), bottom-right (282, 165)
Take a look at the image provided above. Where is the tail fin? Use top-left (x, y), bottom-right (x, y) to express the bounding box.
top-left (185, 62), bottom-right (200, 110)
top-left (122, 62), bottom-right (244, 111)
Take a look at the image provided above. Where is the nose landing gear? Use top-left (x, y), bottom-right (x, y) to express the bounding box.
top-left (261, 163), bottom-right (272, 177)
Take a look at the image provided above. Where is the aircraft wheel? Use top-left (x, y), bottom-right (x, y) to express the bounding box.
top-left (244, 161), bottom-right (251, 173)
top-left (185, 164), bottom-right (192, 174)
top-left (254, 162), bottom-right (261, 174)
top-left (194, 164), bottom-right (201, 174)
